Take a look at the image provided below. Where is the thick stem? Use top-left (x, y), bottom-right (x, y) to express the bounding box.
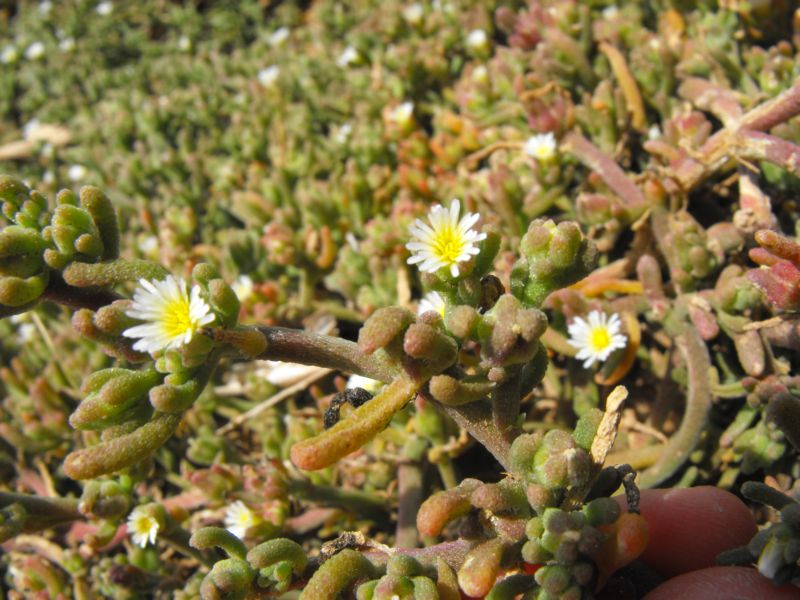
top-left (287, 479), bottom-right (389, 522)
top-left (396, 462), bottom-right (424, 549)
top-left (562, 132), bottom-right (648, 211)
top-left (362, 539), bottom-right (473, 571)
top-left (637, 327), bottom-right (712, 488)
top-left (255, 326), bottom-right (399, 383)
top-left (0, 492), bottom-right (82, 532)
top-left (439, 402), bottom-right (512, 471)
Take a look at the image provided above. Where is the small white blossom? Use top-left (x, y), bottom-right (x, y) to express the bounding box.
top-left (647, 125), bottom-right (661, 140)
top-left (25, 42), bottom-right (45, 61)
top-left (225, 501), bottom-right (262, 539)
top-left (1, 45), bottom-right (19, 64)
top-left (95, 1), bottom-right (113, 16)
top-left (267, 27), bottom-right (290, 47)
top-left (345, 231), bottom-right (360, 251)
top-left (523, 133), bottom-right (557, 161)
top-left (17, 323), bottom-right (36, 343)
top-left (257, 65), bottom-right (280, 87)
top-left (471, 65), bottom-right (489, 85)
top-left (127, 507), bottom-right (159, 548)
top-left (402, 3), bottom-right (424, 26)
top-left (22, 119), bottom-right (41, 140)
top-left (418, 291), bottom-right (446, 318)
top-left (67, 164), bottom-right (87, 182)
top-left (602, 6), bottom-right (619, 19)
top-left (337, 46), bottom-right (360, 68)
top-left (406, 199), bottom-right (487, 278)
top-left (346, 374), bottom-right (384, 394)
top-left (388, 101), bottom-right (415, 128)
top-left (122, 276), bottom-right (215, 354)
top-left (335, 123), bottom-right (352, 144)
top-left (465, 29), bottom-right (489, 53)
top-left (231, 275), bottom-right (254, 302)
top-left (59, 37), bottom-right (76, 52)
top-left (566, 310), bottom-right (627, 368)
top-left (177, 36), bottom-right (192, 52)
top-left (39, 1), bottom-right (53, 15)
top-left (138, 235), bottom-right (159, 256)
top-left (42, 170), bottom-right (54, 183)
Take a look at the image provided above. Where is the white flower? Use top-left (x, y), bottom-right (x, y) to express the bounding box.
top-left (17, 323), bottom-right (36, 343)
top-left (22, 119), bottom-right (40, 140)
top-left (346, 374), bottom-right (384, 394)
top-left (25, 42), bottom-right (45, 60)
top-left (566, 310), bottom-right (627, 368)
top-left (122, 276), bottom-right (215, 354)
top-left (471, 65), bottom-right (489, 85)
top-left (418, 291), bottom-right (446, 318)
top-left (602, 6), bottom-right (620, 19)
top-left (127, 507), bottom-right (159, 548)
top-left (406, 199), bottom-right (487, 277)
top-left (138, 235), bottom-right (159, 256)
top-left (231, 275), bottom-right (254, 302)
top-left (465, 29), bottom-right (489, 53)
top-left (388, 101), bottom-right (415, 129)
top-left (402, 3), bottom-right (424, 26)
top-left (177, 36), bottom-right (192, 52)
top-left (267, 27), bottom-right (290, 47)
top-left (1, 45), bottom-right (19, 64)
top-left (523, 133), bottom-right (557, 161)
top-left (257, 65), bottom-right (280, 87)
top-left (335, 123), bottom-right (353, 144)
top-left (224, 500), bottom-right (262, 539)
top-left (59, 38), bottom-right (76, 52)
top-left (95, 1), bottom-right (113, 16)
top-left (337, 46), bottom-right (360, 68)
top-left (67, 164), bottom-right (87, 182)
top-left (647, 125), bottom-right (661, 140)
top-left (39, 1), bottom-right (53, 15)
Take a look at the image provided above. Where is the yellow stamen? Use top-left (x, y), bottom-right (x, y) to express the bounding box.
top-left (590, 327), bottom-right (611, 351)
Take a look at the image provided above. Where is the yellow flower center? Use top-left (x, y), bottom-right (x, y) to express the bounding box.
top-left (162, 297), bottom-right (195, 339)
top-left (432, 226), bottom-right (463, 266)
top-left (589, 327), bottom-right (611, 351)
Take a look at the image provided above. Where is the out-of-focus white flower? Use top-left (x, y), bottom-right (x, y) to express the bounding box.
top-left (22, 119), bottom-right (41, 140)
top-left (39, 1), bottom-right (53, 15)
top-left (523, 133), bottom-right (557, 161)
top-left (224, 501), bottom-right (262, 539)
top-left (337, 46), bottom-right (360, 68)
top-left (388, 101), bottom-right (415, 129)
top-left (465, 29), bottom-right (490, 54)
top-left (346, 374), bottom-right (384, 394)
top-left (257, 66), bottom-right (280, 87)
top-left (177, 36), bottom-right (192, 52)
top-left (402, 3), bottom-right (424, 26)
top-left (1, 45), bottom-right (19, 64)
top-left (418, 291), bottom-right (446, 318)
top-left (602, 6), bottom-right (620, 19)
top-left (335, 123), bottom-right (352, 144)
top-left (25, 42), bottom-right (45, 61)
top-left (95, 1), bottom-right (113, 16)
top-left (345, 231), bottom-right (360, 251)
top-left (471, 65), bottom-right (489, 85)
top-left (647, 125), bottom-right (661, 140)
top-left (122, 276), bottom-right (215, 354)
top-left (566, 310), bottom-right (627, 368)
top-left (231, 275), bottom-right (254, 302)
top-left (127, 506), bottom-right (159, 548)
top-left (59, 38), bottom-right (76, 52)
top-left (67, 165), bottom-right (88, 182)
top-left (267, 27), bottom-right (290, 47)
top-left (406, 199), bottom-right (486, 278)
top-left (17, 323), bottom-right (36, 343)
top-left (138, 235), bottom-right (159, 257)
